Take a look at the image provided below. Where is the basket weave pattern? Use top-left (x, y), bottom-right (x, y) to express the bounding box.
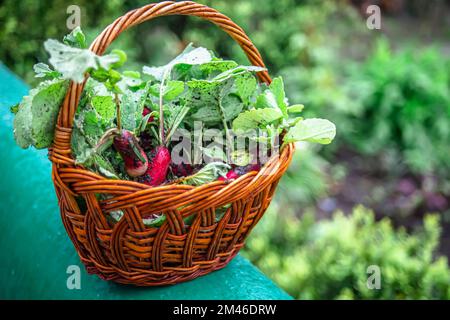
top-left (49, 1), bottom-right (295, 286)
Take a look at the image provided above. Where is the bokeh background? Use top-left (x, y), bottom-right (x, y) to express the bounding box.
top-left (1, 0), bottom-right (449, 299)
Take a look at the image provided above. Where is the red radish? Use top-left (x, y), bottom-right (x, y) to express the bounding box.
top-left (137, 71), bottom-right (181, 187)
top-left (143, 106), bottom-right (155, 122)
top-left (113, 130), bottom-right (149, 177)
top-left (218, 163), bottom-right (261, 181)
top-left (139, 146), bottom-right (171, 186)
top-left (218, 169), bottom-right (239, 181)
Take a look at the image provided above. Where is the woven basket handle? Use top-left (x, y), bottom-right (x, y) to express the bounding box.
top-left (56, 0), bottom-right (271, 140)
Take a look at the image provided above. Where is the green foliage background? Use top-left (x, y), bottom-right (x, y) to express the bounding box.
top-left (1, 0), bottom-right (449, 299)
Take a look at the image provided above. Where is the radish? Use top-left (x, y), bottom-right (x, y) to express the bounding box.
top-left (139, 146), bottom-right (171, 186)
top-left (218, 163), bottom-right (261, 181)
top-left (112, 130), bottom-right (148, 177)
top-left (138, 70), bottom-right (175, 187)
top-left (142, 106), bottom-right (155, 123)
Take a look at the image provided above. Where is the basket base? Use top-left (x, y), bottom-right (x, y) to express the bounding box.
top-left (82, 250), bottom-right (240, 286)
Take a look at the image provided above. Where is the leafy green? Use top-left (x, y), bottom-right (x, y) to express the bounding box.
top-left (164, 105), bottom-right (190, 144)
top-left (143, 214), bottom-right (167, 227)
top-left (33, 63), bottom-right (61, 79)
top-left (92, 154), bottom-right (119, 179)
top-left (287, 104), bottom-right (304, 113)
top-left (143, 43), bottom-right (213, 80)
top-left (10, 104), bottom-right (19, 114)
top-left (71, 79), bottom-right (118, 166)
top-left (91, 96), bottom-right (115, 123)
top-left (13, 79), bottom-right (69, 149)
top-left (181, 162), bottom-right (230, 186)
top-left (120, 88), bottom-right (147, 132)
top-left (231, 150), bottom-right (251, 166)
top-left (149, 80), bottom-right (185, 101)
top-left (195, 60), bottom-right (239, 79)
top-left (202, 145), bottom-right (227, 162)
top-left (13, 36), bottom-right (337, 188)
top-left (109, 211), bottom-right (167, 228)
top-left (268, 77), bottom-right (288, 117)
top-left (62, 26), bottom-right (87, 49)
top-left (186, 80), bottom-right (237, 125)
top-left (44, 39), bottom-right (120, 83)
top-left (284, 118), bottom-right (336, 144)
top-left (232, 108), bottom-right (284, 132)
top-left (186, 66), bottom-right (264, 126)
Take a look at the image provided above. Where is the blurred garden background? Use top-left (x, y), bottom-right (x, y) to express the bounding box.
top-left (1, 0), bottom-right (449, 299)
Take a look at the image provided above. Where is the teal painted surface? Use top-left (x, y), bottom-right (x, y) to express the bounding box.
top-left (0, 63), bottom-right (292, 300)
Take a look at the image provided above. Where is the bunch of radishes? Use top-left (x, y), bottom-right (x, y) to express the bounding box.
top-left (12, 27), bottom-right (336, 189)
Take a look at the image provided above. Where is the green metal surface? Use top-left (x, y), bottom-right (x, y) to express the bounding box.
top-left (0, 63), bottom-right (291, 300)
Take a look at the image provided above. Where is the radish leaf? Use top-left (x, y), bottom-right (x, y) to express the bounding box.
top-left (13, 79), bottom-right (69, 149)
top-left (284, 118), bottom-right (336, 144)
top-left (181, 162), bottom-right (230, 186)
top-left (232, 108), bottom-right (284, 132)
top-left (44, 39), bottom-right (120, 83)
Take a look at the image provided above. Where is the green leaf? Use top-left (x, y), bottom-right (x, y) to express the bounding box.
top-left (120, 89), bottom-right (146, 132)
top-left (211, 65), bottom-right (266, 82)
top-left (10, 104), bottom-right (19, 114)
top-left (231, 150), bottom-right (251, 166)
top-left (235, 73), bottom-right (257, 105)
top-left (123, 71), bottom-right (140, 79)
top-left (181, 162), bottom-right (231, 186)
top-left (110, 49), bottom-right (127, 69)
top-left (91, 96), bottom-right (115, 123)
top-left (62, 27), bottom-right (87, 49)
top-left (33, 63), bottom-right (61, 79)
top-left (186, 77), bottom-right (245, 125)
top-left (137, 112), bottom-right (154, 135)
top-left (232, 108), bottom-right (284, 132)
top-left (71, 126), bottom-right (96, 164)
top-left (255, 89), bottom-right (278, 109)
top-left (71, 100), bottom-right (116, 166)
top-left (287, 104), bottom-right (304, 113)
top-left (108, 69), bottom-right (122, 84)
top-left (44, 39), bottom-right (120, 83)
top-left (163, 80), bottom-right (185, 101)
top-left (143, 214), bottom-right (166, 227)
top-left (80, 110), bottom-right (104, 143)
top-left (190, 94), bottom-right (243, 124)
top-left (13, 79), bottom-right (69, 149)
top-left (13, 95), bottom-right (33, 148)
top-left (197, 60), bottom-right (239, 78)
top-left (202, 146), bottom-right (227, 162)
top-left (92, 154), bottom-right (120, 179)
top-left (254, 77), bottom-right (291, 117)
top-left (284, 118), bottom-right (336, 144)
top-left (269, 77), bottom-right (288, 117)
top-left (165, 105), bottom-right (190, 143)
top-left (150, 81), bottom-right (185, 101)
top-left (143, 44), bottom-right (213, 81)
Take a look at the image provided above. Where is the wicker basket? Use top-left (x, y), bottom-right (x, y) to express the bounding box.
top-left (49, 0), bottom-right (295, 286)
